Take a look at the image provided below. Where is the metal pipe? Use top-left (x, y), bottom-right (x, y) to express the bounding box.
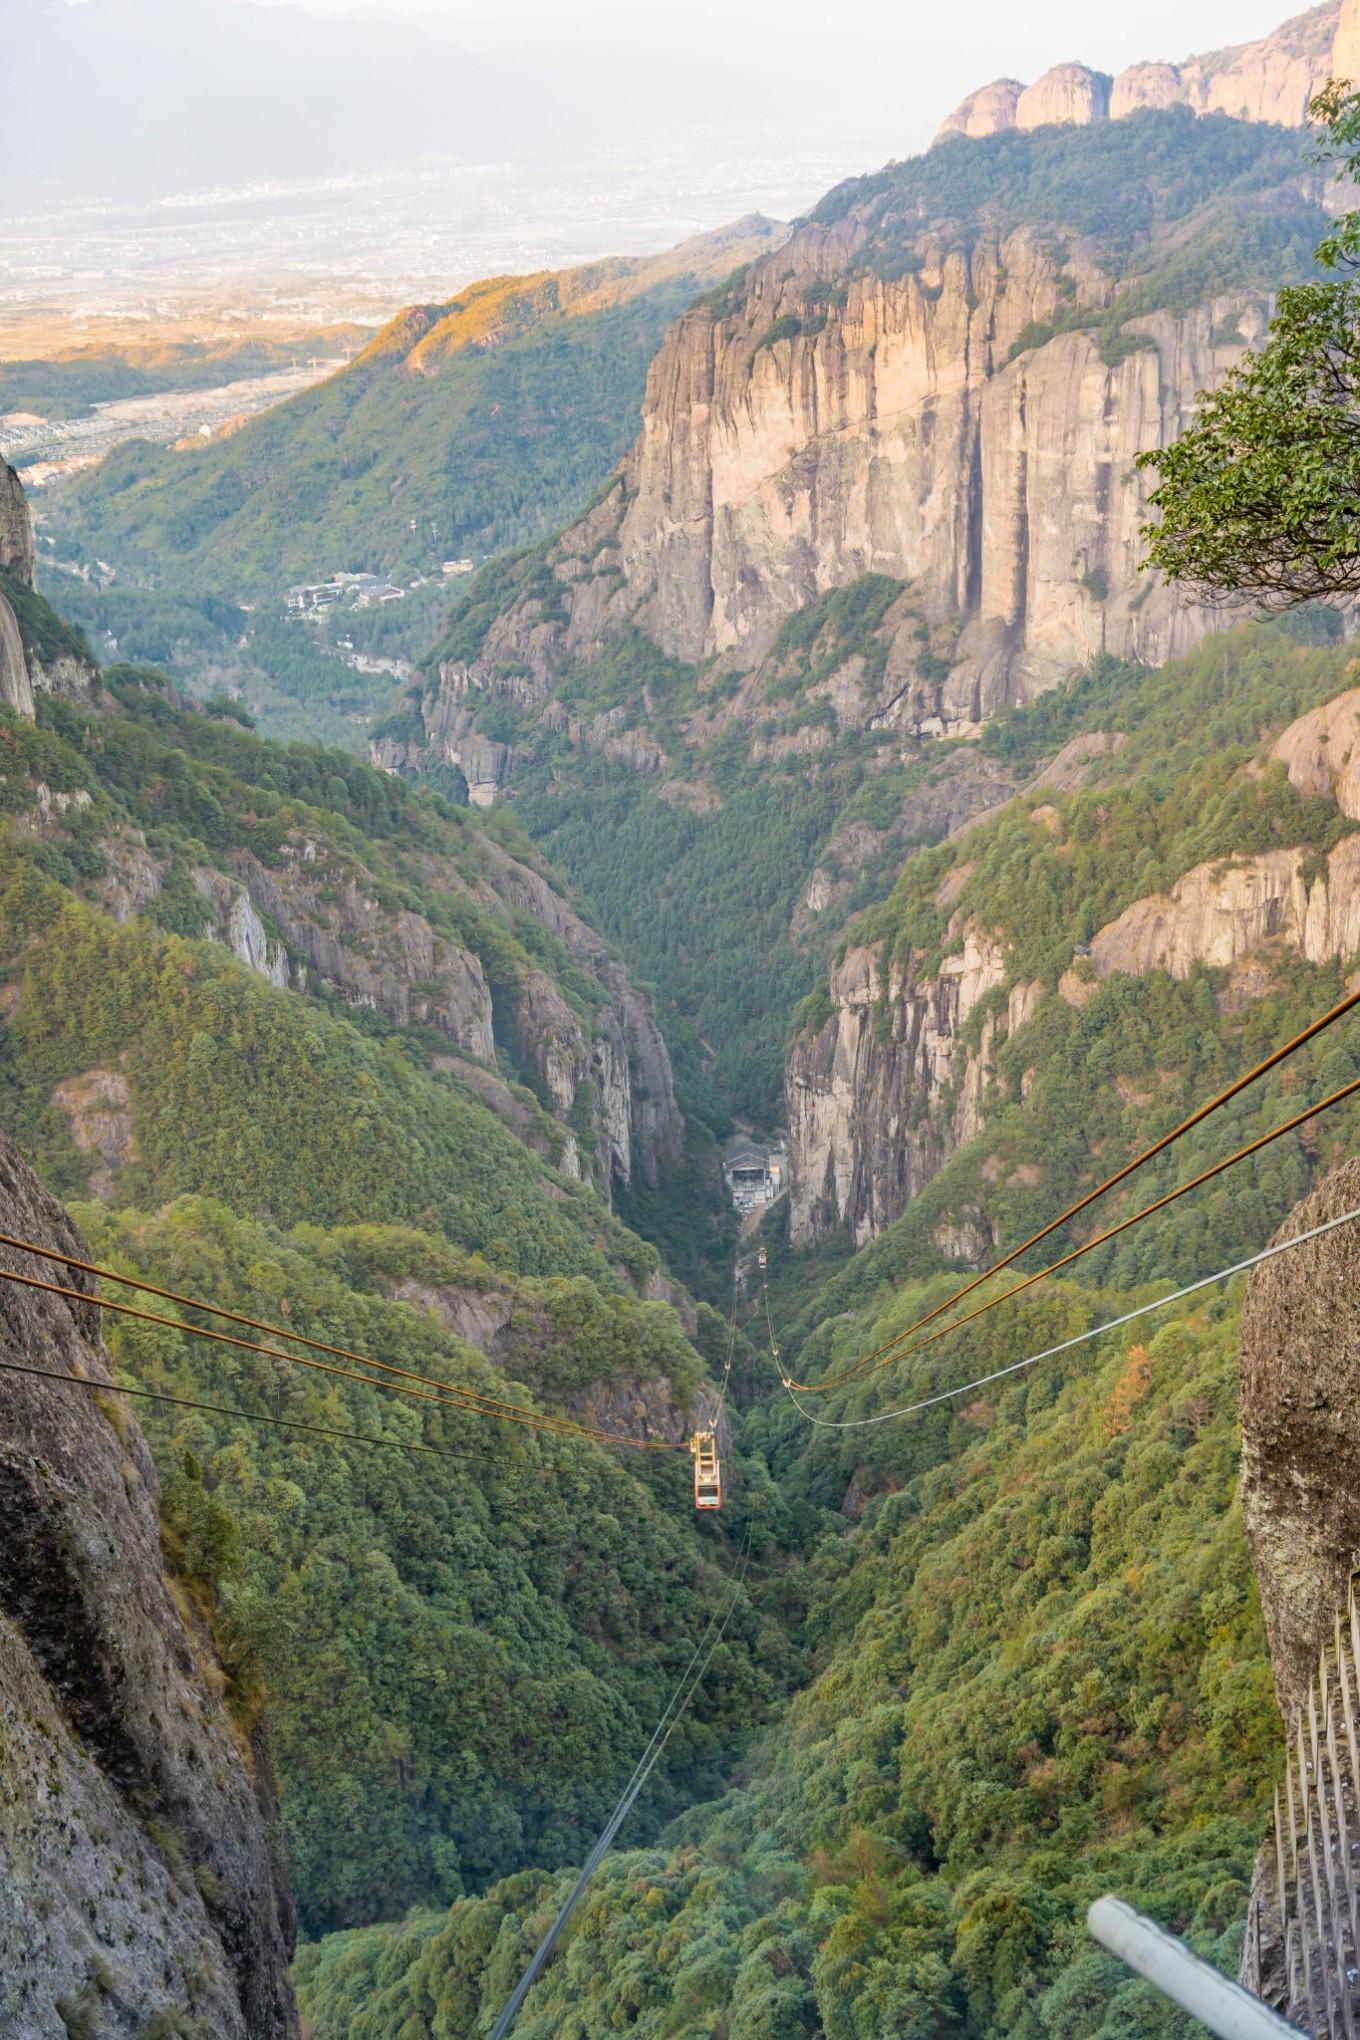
top-left (1088, 1897), bottom-right (1301, 2039)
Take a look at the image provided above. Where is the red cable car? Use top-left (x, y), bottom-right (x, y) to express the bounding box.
top-left (691, 1430), bottom-right (722, 1510)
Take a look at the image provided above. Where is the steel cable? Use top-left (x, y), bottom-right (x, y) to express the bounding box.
top-left (488, 1522), bottom-right (753, 2039)
top-left (788, 981), bottom-right (1360, 1393)
top-left (778, 1201), bottom-right (1360, 1429)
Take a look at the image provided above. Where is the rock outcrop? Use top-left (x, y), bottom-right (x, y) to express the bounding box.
top-left (0, 1133), bottom-right (298, 2038)
top-left (786, 927), bottom-right (1041, 1247)
top-left (0, 457), bottom-right (35, 588)
top-left (936, 78), bottom-right (1025, 141)
top-left (1271, 680), bottom-right (1360, 816)
top-left (1233, 1156), bottom-right (1360, 2020)
top-left (0, 589), bottom-right (34, 720)
top-left (1080, 835), bottom-right (1360, 982)
top-left (1238, 1155), bottom-right (1360, 1724)
top-left (1110, 61), bottom-right (1186, 117)
top-left (1015, 63), bottom-right (1111, 131)
top-left (614, 258), bottom-right (1246, 698)
top-left (785, 682), bottom-right (1360, 1250)
top-left (0, 464), bottom-right (97, 722)
top-left (937, 0), bottom-right (1339, 143)
top-left (388, 1269), bottom-right (712, 1448)
top-left (1335, 0), bottom-right (1360, 78)
top-left (84, 789), bottom-right (682, 1201)
top-left (408, 244), bottom-right (1265, 795)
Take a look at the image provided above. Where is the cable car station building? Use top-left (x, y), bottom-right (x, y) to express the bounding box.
top-left (722, 1137), bottom-right (785, 1213)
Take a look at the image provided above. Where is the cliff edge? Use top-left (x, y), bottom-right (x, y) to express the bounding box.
top-left (0, 1132), bottom-right (298, 2039)
top-left (1238, 1154), bottom-right (1360, 1724)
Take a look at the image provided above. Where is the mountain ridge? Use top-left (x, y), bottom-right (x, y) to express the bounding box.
top-left (937, 0), bottom-right (1343, 142)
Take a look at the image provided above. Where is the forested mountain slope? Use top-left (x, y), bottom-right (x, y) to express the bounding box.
top-left (0, 519), bottom-right (780, 1950)
top-left (293, 1222), bottom-right (1289, 2035)
top-left (783, 618), bottom-right (1360, 1261)
top-left (405, 99), bottom-right (1327, 757)
top-left (14, 9), bottom-right (1360, 2033)
top-left (292, 597), bottom-right (1360, 2036)
top-left (45, 218), bottom-right (785, 611)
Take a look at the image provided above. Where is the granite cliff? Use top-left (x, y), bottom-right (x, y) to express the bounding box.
top-left (938, 0), bottom-right (1343, 142)
top-left (1, 456), bottom-right (37, 720)
top-left (785, 650), bottom-right (1360, 1249)
top-left (0, 455), bottom-right (35, 587)
top-left (391, 100), bottom-right (1320, 811)
top-left (0, 456), bottom-right (96, 720)
top-left (0, 1133), bottom-right (297, 2040)
top-left (392, 270), bottom-right (1269, 797)
top-left (178, 824), bottom-right (682, 1198)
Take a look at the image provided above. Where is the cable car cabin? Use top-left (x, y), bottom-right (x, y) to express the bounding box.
top-left (691, 1430), bottom-right (722, 1510)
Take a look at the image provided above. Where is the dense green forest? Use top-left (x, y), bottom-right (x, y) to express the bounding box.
top-left (412, 574), bottom-right (962, 1121)
top-left (281, 603), bottom-right (1360, 2033)
top-left (13, 479), bottom-right (1360, 2035)
top-left (517, 759), bottom-right (838, 1121)
top-left (76, 1195), bottom-right (786, 1931)
top-left (295, 1268), bottom-right (1274, 2036)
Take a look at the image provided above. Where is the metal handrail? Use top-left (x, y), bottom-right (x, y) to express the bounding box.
top-left (1089, 1897), bottom-right (1301, 2038)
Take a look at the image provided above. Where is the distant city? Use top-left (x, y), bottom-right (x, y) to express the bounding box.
top-left (0, 129), bottom-right (864, 354)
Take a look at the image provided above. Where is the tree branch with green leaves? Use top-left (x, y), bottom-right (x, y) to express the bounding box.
top-left (1138, 83), bottom-right (1360, 608)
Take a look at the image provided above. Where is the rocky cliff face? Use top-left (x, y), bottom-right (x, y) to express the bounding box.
top-left (937, 0), bottom-right (1340, 141)
top-left (1015, 63), bottom-right (1111, 131)
top-left (1, 457), bottom-right (36, 588)
top-left (0, 463), bottom-right (97, 721)
top-left (386, 1268), bottom-right (713, 1449)
top-left (785, 683), bottom-right (1360, 1249)
top-left (614, 245), bottom-right (1245, 700)
top-left (1230, 1157), bottom-right (1360, 2015)
top-left (0, 589), bottom-right (34, 720)
top-left (0, 1133), bottom-right (297, 2039)
top-left (404, 235), bottom-right (1268, 804)
top-left (84, 778), bottom-right (682, 1200)
top-left (1, 461), bottom-right (39, 720)
top-left (1082, 834), bottom-right (1360, 983)
top-left (1238, 1156), bottom-right (1360, 1730)
top-left (786, 921), bottom-right (1043, 1247)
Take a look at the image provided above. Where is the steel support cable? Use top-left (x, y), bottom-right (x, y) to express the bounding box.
top-left (715, 1287), bottom-right (740, 1410)
top-left (490, 1535), bottom-right (751, 2040)
top-left (778, 1200), bottom-right (1360, 1430)
top-left (0, 1350), bottom-right (503, 1465)
top-left (786, 980), bottom-right (1360, 1393)
top-left (783, 1070), bottom-right (1360, 1395)
top-left (489, 1524), bottom-right (754, 2040)
top-left (0, 1228), bottom-right (676, 1450)
top-left (0, 1263), bottom-right (673, 1453)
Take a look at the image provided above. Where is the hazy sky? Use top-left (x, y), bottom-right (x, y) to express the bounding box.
top-left (30, 0), bottom-right (1318, 238)
top-left (282, 0), bottom-right (1299, 77)
top-left (256, 0), bottom-right (1311, 160)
